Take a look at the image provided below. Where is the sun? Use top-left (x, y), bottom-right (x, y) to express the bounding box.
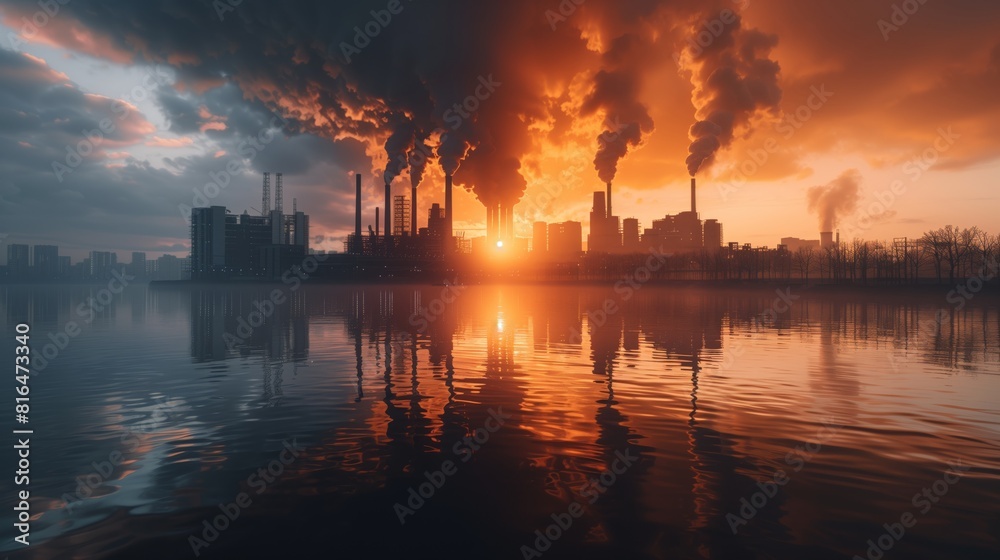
top-left (496, 240), bottom-right (504, 248)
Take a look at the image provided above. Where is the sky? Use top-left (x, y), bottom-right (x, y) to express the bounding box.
top-left (0, 0), bottom-right (997, 262)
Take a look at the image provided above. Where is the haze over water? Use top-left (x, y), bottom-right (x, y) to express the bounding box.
top-left (2, 284), bottom-right (999, 559)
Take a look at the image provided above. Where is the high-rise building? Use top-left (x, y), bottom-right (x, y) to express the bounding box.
top-left (622, 218), bottom-right (641, 252)
top-left (532, 221), bottom-right (548, 254)
top-left (32, 245), bottom-right (59, 279)
top-left (191, 206), bottom-right (228, 279)
top-left (548, 221), bottom-right (582, 261)
top-left (129, 252), bottom-right (147, 279)
top-left (704, 220), bottom-right (723, 253)
top-left (89, 251), bottom-right (118, 279)
top-left (6, 244), bottom-right (29, 280)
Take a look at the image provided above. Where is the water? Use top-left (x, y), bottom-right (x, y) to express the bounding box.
top-left (2, 284), bottom-right (999, 560)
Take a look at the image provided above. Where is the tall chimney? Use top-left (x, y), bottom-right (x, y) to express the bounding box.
top-left (376, 207), bottom-right (380, 237)
top-left (445, 174), bottom-right (453, 245)
top-left (691, 177), bottom-right (697, 215)
top-left (411, 184), bottom-right (417, 237)
top-left (275, 172), bottom-right (284, 213)
top-left (262, 172), bottom-right (271, 216)
top-left (355, 173), bottom-right (362, 252)
top-left (606, 181), bottom-right (612, 218)
top-left (486, 203), bottom-right (494, 242)
top-left (384, 181), bottom-right (391, 239)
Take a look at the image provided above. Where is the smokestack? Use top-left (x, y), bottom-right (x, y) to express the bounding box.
top-left (384, 181), bottom-right (391, 238)
top-left (376, 207), bottom-right (380, 237)
top-left (836, 230), bottom-right (840, 246)
top-left (275, 172), bottom-right (284, 214)
top-left (355, 173), bottom-right (362, 252)
top-left (486, 204), bottom-right (494, 241)
top-left (411, 183), bottom-right (417, 237)
top-left (606, 181), bottom-right (612, 218)
top-left (691, 177), bottom-right (697, 215)
top-left (445, 174), bottom-right (453, 244)
top-left (506, 205), bottom-right (513, 241)
top-left (262, 172), bottom-right (271, 216)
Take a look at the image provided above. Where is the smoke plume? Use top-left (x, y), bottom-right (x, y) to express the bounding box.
top-left (807, 169), bottom-right (862, 231)
top-left (682, 12), bottom-right (782, 176)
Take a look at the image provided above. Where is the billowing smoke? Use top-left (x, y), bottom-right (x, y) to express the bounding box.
top-left (807, 169), bottom-right (862, 232)
top-left (682, 11), bottom-right (782, 176)
top-left (408, 136), bottom-right (431, 188)
top-left (582, 53), bottom-right (654, 184)
top-left (382, 115), bottom-right (414, 185)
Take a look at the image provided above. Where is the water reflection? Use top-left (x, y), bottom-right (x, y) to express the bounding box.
top-left (1, 285), bottom-right (998, 559)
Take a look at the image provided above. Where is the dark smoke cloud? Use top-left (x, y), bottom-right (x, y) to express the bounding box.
top-left (683, 12), bottom-right (782, 176)
top-left (807, 169), bottom-right (862, 232)
top-left (382, 114), bottom-right (413, 184)
top-left (408, 136), bottom-right (431, 188)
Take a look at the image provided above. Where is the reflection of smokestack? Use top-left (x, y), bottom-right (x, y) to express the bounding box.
top-left (821, 231), bottom-right (834, 248)
top-left (691, 177), bottom-right (697, 215)
top-left (411, 183), bottom-right (417, 237)
top-left (445, 175), bottom-right (453, 245)
top-left (355, 173), bottom-right (361, 251)
top-left (606, 182), bottom-right (612, 218)
top-left (384, 181), bottom-right (391, 238)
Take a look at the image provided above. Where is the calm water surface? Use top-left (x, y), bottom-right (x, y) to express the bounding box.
top-left (1, 284), bottom-right (999, 560)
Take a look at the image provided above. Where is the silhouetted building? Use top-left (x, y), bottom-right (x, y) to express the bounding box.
top-left (622, 218), bottom-right (641, 252)
top-left (129, 252), bottom-right (147, 280)
top-left (153, 254), bottom-right (184, 281)
top-left (643, 211), bottom-right (702, 253)
top-left (704, 220), bottom-right (723, 253)
top-left (532, 221), bottom-right (547, 254)
top-left (32, 245), bottom-right (59, 280)
top-left (548, 221), bottom-right (582, 261)
top-left (89, 251), bottom-right (118, 279)
top-left (588, 189), bottom-right (621, 253)
top-left (781, 237), bottom-right (820, 252)
top-left (6, 244), bottom-right (29, 280)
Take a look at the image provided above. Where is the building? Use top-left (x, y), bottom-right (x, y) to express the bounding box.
top-left (129, 252), bottom-right (147, 280)
top-left (704, 220), bottom-right (723, 253)
top-left (154, 254), bottom-right (184, 281)
top-left (190, 176), bottom-right (311, 281)
top-left (643, 211), bottom-right (702, 253)
top-left (6, 244), bottom-right (29, 280)
top-left (548, 221), bottom-right (582, 261)
top-left (32, 245), bottom-right (59, 280)
top-left (781, 237), bottom-right (821, 252)
top-left (588, 189), bottom-right (621, 253)
top-left (622, 218), bottom-right (641, 252)
top-left (532, 221), bottom-right (547, 254)
top-left (89, 251), bottom-right (118, 279)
